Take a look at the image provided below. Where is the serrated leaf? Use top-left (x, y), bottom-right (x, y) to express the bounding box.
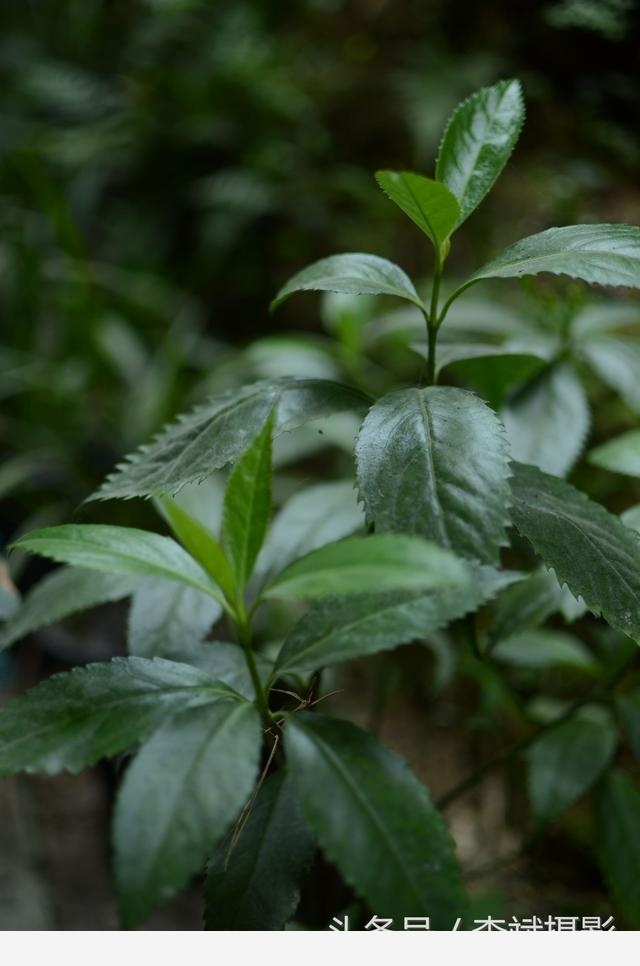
top-left (596, 770), bottom-right (640, 927)
top-left (526, 713), bottom-right (617, 823)
top-left (471, 225), bottom-right (640, 289)
top-left (12, 525), bottom-right (222, 602)
top-left (493, 629), bottom-right (598, 672)
top-left (255, 480), bottom-right (364, 581)
top-left (222, 412), bottom-right (273, 590)
top-left (270, 254), bottom-right (423, 312)
top-left (114, 697), bottom-right (261, 928)
top-left (0, 566), bottom-right (141, 652)
top-left (159, 497), bottom-right (235, 601)
top-left (93, 379), bottom-right (370, 502)
top-left (436, 79), bottom-right (524, 226)
top-left (285, 713), bottom-right (463, 929)
top-left (205, 769), bottom-right (314, 930)
top-left (355, 386), bottom-right (511, 565)
top-left (502, 364), bottom-right (589, 477)
top-left (580, 335), bottom-right (640, 413)
top-left (0, 657), bottom-right (235, 775)
top-left (375, 171), bottom-right (460, 251)
top-left (616, 690), bottom-right (640, 759)
top-left (276, 567), bottom-right (517, 674)
top-left (509, 462), bottom-right (640, 643)
top-left (263, 533), bottom-right (472, 601)
top-left (127, 580), bottom-right (221, 658)
top-left (589, 429), bottom-right (640, 477)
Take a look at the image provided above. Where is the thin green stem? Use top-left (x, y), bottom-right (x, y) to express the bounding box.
top-left (424, 252), bottom-right (443, 385)
top-left (236, 606), bottom-right (272, 725)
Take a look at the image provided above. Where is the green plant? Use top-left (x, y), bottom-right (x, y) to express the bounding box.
top-left (2, 78), bottom-right (640, 930)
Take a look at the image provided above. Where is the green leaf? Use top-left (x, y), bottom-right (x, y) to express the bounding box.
top-left (595, 770), bottom-right (640, 927)
top-left (431, 344), bottom-right (546, 410)
top-left (572, 302), bottom-right (640, 338)
top-left (205, 769), bottom-right (315, 930)
top-left (159, 497), bottom-right (235, 601)
top-left (174, 641), bottom-right (272, 702)
top-left (488, 568), bottom-right (565, 646)
top-left (355, 387), bottom-right (511, 565)
top-left (0, 657), bottom-right (235, 775)
top-left (114, 697), bottom-right (261, 928)
top-left (502, 364), bottom-right (590, 477)
top-left (374, 171), bottom-right (460, 252)
top-left (127, 580), bottom-right (221, 658)
top-left (493, 629), bottom-right (598, 672)
top-left (12, 524), bottom-right (222, 602)
top-left (526, 713), bottom-right (617, 823)
top-left (222, 412), bottom-right (273, 591)
top-left (622, 504), bottom-right (640, 532)
top-left (436, 79), bottom-right (524, 226)
top-left (285, 713), bottom-right (463, 929)
top-left (0, 566), bottom-right (141, 652)
top-left (93, 379), bottom-right (370, 502)
top-left (589, 429), bottom-right (640, 477)
top-left (276, 567), bottom-right (517, 674)
top-left (471, 225), bottom-right (640, 290)
top-left (270, 254), bottom-right (423, 312)
top-left (509, 462), bottom-right (640, 643)
top-left (256, 480), bottom-right (364, 580)
top-left (263, 533), bottom-right (472, 601)
top-left (616, 689), bottom-right (640, 759)
top-left (580, 336), bottom-right (640, 413)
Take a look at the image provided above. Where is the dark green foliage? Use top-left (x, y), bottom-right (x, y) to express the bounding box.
top-left (205, 770), bottom-right (314, 931)
top-left (285, 713), bottom-right (464, 929)
top-left (2, 75), bottom-right (640, 931)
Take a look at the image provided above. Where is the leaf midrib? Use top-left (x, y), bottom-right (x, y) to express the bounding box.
top-left (294, 721), bottom-right (430, 910)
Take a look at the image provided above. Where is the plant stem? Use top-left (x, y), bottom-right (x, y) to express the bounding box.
top-left (424, 253), bottom-right (443, 385)
top-left (236, 608), bottom-right (272, 725)
top-left (436, 650), bottom-right (635, 812)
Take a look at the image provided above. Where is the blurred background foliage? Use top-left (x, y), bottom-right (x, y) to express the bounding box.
top-left (1, 0), bottom-right (639, 542)
top-left (1, 0), bottom-right (640, 929)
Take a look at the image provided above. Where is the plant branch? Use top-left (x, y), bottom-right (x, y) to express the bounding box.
top-left (424, 252), bottom-right (443, 385)
top-left (236, 608), bottom-right (272, 725)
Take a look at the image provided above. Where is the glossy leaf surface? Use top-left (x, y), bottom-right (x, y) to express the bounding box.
top-left (276, 567), bottom-right (516, 674)
top-left (472, 225), bottom-right (640, 289)
top-left (12, 525), bottom-right (221, 600)
top-left (510, 462), bottom-right (640, 643)
top-left (375, 171), bottom-right (460, 250)
top-left (205, 769), bottom-right (314, 930)
top-left (436, 78), bottom-right (524, 225)
top-left (0, 657), bottom-right (234, 775)
top-left (356, 387), bottom-right (511, 564)
top-left (285, 713), bottom-right (463, 929)
top-left (263, 533), bottom-right (472, 601)
top-left (93, 379), bottom-right (370, 502)
top-left (115, 697), bottom-right (261, 928)
top-left (222, 413), bottom-right (273, 590)
top-left (271, 254), bottom-right (423, 312)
